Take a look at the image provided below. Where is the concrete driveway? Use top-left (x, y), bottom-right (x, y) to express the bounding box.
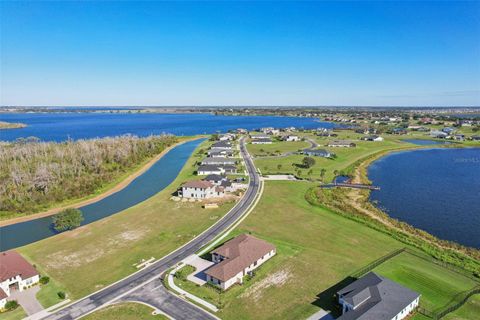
top-left (183, 254), bottom-right (214, 285)
top-left (8, 286), bottom-right (44, 315)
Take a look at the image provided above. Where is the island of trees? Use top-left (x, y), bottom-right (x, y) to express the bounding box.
top-left (0, 134), bottom-right (177, 220)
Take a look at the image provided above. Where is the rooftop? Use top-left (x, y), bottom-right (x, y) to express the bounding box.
top-left (205, 234), bottom-right (275, 282)
top-left (183, 180), bottom-right (214, 189)
top-left (0, 250), bottom-right (39, 283)
top-left (337, 272), bottom-right (420, 320)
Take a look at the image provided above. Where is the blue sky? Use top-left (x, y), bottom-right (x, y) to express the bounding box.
top-left (1, 1), bottom-right (479, 107)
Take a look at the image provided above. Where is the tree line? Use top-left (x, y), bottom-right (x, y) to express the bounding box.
top-left (0, 134), bottom-right (177, 218)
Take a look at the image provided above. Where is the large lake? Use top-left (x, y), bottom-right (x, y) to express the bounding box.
top-left (0, 113), bottom-right (334, 141)
top-left (368, 148), bottom-right (480, 248)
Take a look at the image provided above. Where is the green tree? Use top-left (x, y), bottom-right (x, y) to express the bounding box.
top-left (320, 169), bottom-right (327, 180)
top-left (53, 208), bottom-right (84, 232)
top-left (40, 276), bottom-right (50, 285)
top-left (209, 134), bottom-right (219, 141)
top-left (277, 164), bottom-right (282, 171)
top-left (5, 300), bottom-right (19, 311)
top-left (302, 156), bottom-right (316, 168)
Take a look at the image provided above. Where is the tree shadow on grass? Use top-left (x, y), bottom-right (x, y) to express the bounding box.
top-left (311, 276), bottom-right (357, 318)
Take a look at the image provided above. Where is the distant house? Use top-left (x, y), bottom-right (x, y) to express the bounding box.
top-left (363, 135), bottom-right (384, 142)
top-left (201, 157), bottom-right (236, 166)
top-left (207, 148), bottom-right (234, 158)
top-left (453, 134), bottom-right (465, 141)
top-left (0, 251), bottom-right (40, 309)
top-left (391, 128), bottom-right (407, 135)
top-left (251, 138), bottom-right (272, 144)
top-left (337, 272), bottom-right (420, 320)
top-left (219, 133), bottom-right (236, 141)
top-left (250, 134), bottom-right (269, 140)
top-left (471, 135), bottom-right (480, 141)
top-left (328, 140), bottom-right (356, 148)
top-left (430, 130), bottom-right (448, 139)
top-left (197, 165), bottom-right (224, 175)
top-left (283, 135), bottom-right (300, 142)
top-left (211, 141), bottom-right (232, 150)
top-left (302, 149), bottom-right (332, 157)
top-left (205, 234), bottom-right (276, 290)
top-left (442, 127), bottom-right (455, 134)
top-left (203, 174), bottom-right (235, 192)
top-left (180, 180), bottom-right (224, 199)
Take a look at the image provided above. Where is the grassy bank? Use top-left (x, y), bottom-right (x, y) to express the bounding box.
top-left (0, 121), bottom-right (26, 129)
top-left (17, 139), bottom-right (235, 299)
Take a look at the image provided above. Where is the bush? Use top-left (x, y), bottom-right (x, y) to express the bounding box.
top-left (302, 156), bottom-right (316, 168)
top-left (5, 300), bottom-right (19, 311)
top-left (39, 276), bottom-right (50, 285)
top-left (52, 208), bottom-right (84, 232)
top-left (57, 291), bottom-right (66, 299)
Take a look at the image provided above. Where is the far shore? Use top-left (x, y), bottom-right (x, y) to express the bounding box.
top-left (0, 120), bottom-right (27, 129)
top-left (0, 136), bottom-right (204, 227)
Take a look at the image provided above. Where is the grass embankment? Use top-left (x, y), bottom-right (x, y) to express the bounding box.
top-left (174, 181), bottom-right (479, 320)
top-left (249, 132), bottom-right (407, 181)
top-left (17, 139), bottom-right (235, 299)
top-left (82, 303), bottom-right (168, 320)
top-left (0, 135), bottom-right (179, 220)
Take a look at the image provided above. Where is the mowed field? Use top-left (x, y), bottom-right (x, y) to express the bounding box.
top-left (249, 132), bottom-right (408, 182)
top-left (187, 180), bottom-right (480, 320)
top-left (17, 139), bottom-right (235, 299)
top-left (247, 139), bottom-right (310, 156)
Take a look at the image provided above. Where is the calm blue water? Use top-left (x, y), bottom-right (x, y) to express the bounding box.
top-left (0, 113), bottom-right (334, 142)
top-left (403, 139), bottom-right (452, 146)
top-left (368, 148), bottom-right (480, 248)
top-left (0, 138), bottom-right (204, 251)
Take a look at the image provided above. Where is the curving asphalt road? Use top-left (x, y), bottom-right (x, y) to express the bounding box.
top-left (42, 137), bottom-right (260, 320)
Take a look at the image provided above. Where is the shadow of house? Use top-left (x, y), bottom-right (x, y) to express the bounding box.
top-left (311, 276), bottom-right (357, 318)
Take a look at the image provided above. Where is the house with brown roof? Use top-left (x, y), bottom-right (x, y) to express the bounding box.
top-left (205, 234), bottom-right (276, 290)
top-left (180, 180), bottom-right (225, 199)
top-left (0, 251), bottom-right (40, 309)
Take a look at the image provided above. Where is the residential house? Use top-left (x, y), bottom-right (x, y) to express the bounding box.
top-left (391, 128), bottom-right (407, 135)
top-left (283, 135), bottom-right (300, 142)
top-left (250, 134), bottom-right (269, 140)
top-left (362, 135), bottom-right (384, 142)
top-left (211, 141), bottom-right (232, 150)
top-left (337, 272), bottom-right (420, 320)
top-left (430, 130), bottom-right (448, 139)
top-left (205, 234), bottom-right (276, 290)
top-left (203, 174), bottom-right (235, 192)
top-left (251, 138), bottom-right (272, 144)
top-left (302, 149), bottom-right (332, 157)
top-left (0, 251), bottom-right (40, 309)
top-left (180, 180), bottom-right (224, 199)
top-left (471, 135), bottom-right (480, 141)
top-left (442, 127), bottom-right (456, 135)
top-left (207, 148), bottom-right (234, 158)
top-left (197, 165), bottom-right (238, 175)
top-left (219, 133), bottom-right (236, 141)
top-left (453, 134), bottom-right (465, 141)
top-left (328, 140), bottom-right (356, 148)
top-left (201, 157), bottom-right (236, 166)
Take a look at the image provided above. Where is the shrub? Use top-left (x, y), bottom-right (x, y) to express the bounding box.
top-left (57, 291), bottom-right (66, 299)
top-left (52, 208), bottom-right (84, 232)
top-left (5, 300), bottom-right (19, 311)
top-left (39, 276), bottom-right (50, 285)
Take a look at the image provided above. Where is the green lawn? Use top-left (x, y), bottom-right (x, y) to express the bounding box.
top-left (247, 139), bottom-right (310, 156)
top-left (0, 307), bottom-right (27, 320)
top-left (175, 180), bottom-right (480, 320)
top-left (443, 294), bottom-right (480, 320)
top-left (373, 252), bottom-right (479, 311)
top-left (82, 303), bottom-right (168, 320)
top-left (18, 138), bottom-right (235, 299)
top-left (253, 134), bottom-right (405, 181)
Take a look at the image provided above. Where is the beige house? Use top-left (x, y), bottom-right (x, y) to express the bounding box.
top-left (0, 251), bottom-right (40, 310)
top-left (180, 180), bottom-right (224, 199)
top-left (205, 234), bottom-right (276, 290)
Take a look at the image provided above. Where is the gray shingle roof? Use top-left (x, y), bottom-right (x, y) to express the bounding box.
top-left (337, 272), bottom-right (420, 320)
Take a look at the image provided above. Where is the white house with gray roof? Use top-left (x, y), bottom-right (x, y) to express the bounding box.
top-left (337, 272), bottom-right (420, 320)
top-left (201, 157), bottom-right (236, 165)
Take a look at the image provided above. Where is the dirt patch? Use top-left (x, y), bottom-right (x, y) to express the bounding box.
top-left (241, 268), bottom-right (292, 302)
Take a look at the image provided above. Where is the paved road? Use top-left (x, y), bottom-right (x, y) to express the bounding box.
top-left (43, 137), bottom-right (260, 320)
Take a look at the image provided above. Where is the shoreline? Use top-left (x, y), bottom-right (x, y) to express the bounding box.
top-left (352, 144), bottom-right (480, 254)
top-left (0, 136), bottom-right (203, 227)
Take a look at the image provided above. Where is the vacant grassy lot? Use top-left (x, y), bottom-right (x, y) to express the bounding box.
top-left (253, 135), bottom-right (405, 182)
top-left (247, 139), bottom-right (310, 156)
top-left (83, 303), bottom-right (168, 320)
top-left (443, 295), bottom-right (480, 320)
top-left (0, 308), bottom-right (27, 320)
top-left (178, 180), bottom-right (480, 320)
top-left (18, 139), bottom-right (235, 299)
top-left (373, 252), bottom-right (479, 311)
